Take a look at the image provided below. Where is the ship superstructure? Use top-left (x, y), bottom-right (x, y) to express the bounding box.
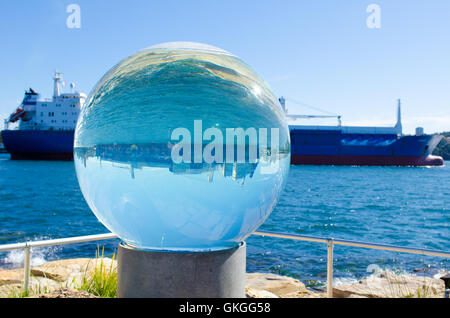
top-left (1, 71), bottom-right (86, 160)
top-left (5, 71), bottom-right (85, 131)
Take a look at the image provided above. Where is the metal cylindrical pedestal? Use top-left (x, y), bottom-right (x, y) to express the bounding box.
top-left (117, 242), bottom-right (246, 298)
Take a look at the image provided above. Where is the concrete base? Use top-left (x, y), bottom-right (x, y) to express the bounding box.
top-left (117, 242), bottom-right (246, 298)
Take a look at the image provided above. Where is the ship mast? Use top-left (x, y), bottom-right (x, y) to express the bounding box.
top-left (395, 99), bottom-right (403, 135)
top-left (53, 70), bottom-right (63, 99)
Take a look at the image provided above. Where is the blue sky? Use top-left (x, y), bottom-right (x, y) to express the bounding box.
top-left (0, 0), bottom-right (449, 134)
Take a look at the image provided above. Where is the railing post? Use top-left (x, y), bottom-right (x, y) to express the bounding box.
top-left (23, 244), bottom-right (31, 294)
top-left (327, 239), bottom-right (334, 298)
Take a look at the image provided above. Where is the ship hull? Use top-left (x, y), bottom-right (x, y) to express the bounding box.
top-left (290, 128), bottom-right (444, 166)
top-left (1, 128), bottom-right (445, 166)
top-left (291, 154), bottom-right (443, 166)
top-left (1, 130), bottom-right (74, 161)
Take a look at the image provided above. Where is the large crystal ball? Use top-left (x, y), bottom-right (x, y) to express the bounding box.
top-left (74, 42), bottom-right (290, 251)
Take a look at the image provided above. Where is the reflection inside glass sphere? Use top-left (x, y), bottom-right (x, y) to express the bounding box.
top-left (74, 42), bottom-right (290, 251)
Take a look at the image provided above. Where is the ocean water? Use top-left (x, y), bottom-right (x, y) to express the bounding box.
top-left (0, 153), bottom-right (448, 285)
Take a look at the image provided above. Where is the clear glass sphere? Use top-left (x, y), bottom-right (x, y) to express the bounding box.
top-left (74, 42), bottom-right (290, 251)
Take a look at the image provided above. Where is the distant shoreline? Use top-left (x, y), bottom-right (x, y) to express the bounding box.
top-left (433, 132), bottom-right (450, 160)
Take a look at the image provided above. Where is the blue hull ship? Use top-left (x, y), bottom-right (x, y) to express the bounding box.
top-left (289, 129), bottom-right (443, 166)
top-left (283, 98), bottom-right (444, 166)
top-left (1, 72), bottom-right (86, 161)
top-left (1, 130), bottom-right (74, 160)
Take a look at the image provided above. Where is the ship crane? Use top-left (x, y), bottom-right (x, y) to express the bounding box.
top-left (279, 96), bottom-right (342, 126)
top-left (286, 114), bottom-right (342, 126)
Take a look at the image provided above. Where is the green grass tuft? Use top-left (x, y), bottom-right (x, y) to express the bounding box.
top-left (77, 246), bottom-right (117, 298)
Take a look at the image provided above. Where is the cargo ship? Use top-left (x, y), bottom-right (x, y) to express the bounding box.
top-left (1, 73), bottom-right (444, 166)
top-left (281, 97), bottom-right (444, 166)
top-left (1, 71), bottom-right (86, 160)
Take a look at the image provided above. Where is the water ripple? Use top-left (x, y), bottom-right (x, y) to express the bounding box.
top-left (0, 154), bottom-right (449, 281)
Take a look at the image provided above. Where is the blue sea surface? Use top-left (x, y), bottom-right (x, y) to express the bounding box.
top-left (0, 153), bottom-right (448, 285)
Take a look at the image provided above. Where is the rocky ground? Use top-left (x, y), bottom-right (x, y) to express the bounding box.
top-left (0, 258), bottom-right (447, 298)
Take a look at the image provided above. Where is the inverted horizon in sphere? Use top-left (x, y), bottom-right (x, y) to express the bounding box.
top-left (74, 42), bottom-right (290, 251)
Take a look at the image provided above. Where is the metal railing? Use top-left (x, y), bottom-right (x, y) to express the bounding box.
top-left (0, 233), bottom-right (118, 293)
top-left (253, 230), bottom-right (450, 297)
top-left (0, 230), bottom-right (449, 297)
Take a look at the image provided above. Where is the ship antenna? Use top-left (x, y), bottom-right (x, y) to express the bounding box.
top-left (395, 99), bottom-right (402, 135)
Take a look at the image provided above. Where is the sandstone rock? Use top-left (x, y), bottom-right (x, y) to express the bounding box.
top-left (2, 258), bottom-right (446, 298)
top-left (28, 287), bottom-right (98, 298)
top-left (31, 257), bottom-right (116, 284)
top-left (333, 271), bottom-right (445, 298)
top-left (30, 258), bottom-right (91, 281)
top-left (0, 276), bottom-right (67, 297)
top-left (0, 283), bottom-right (22, 298)
top-left (0, 269), bottom-right (23, 286)
top-left (246, 287), bottom-right (279, 298)
top-left (28, 276), bottom-right (63, 294)
top-left (1, 257), bottom-right (118, 298)
top-left (246, 273), bottom-right (308, 297)
top-left (245, 273), bottom-right (324, 298)
top-left (283, 290), bottom-right (326, 298)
